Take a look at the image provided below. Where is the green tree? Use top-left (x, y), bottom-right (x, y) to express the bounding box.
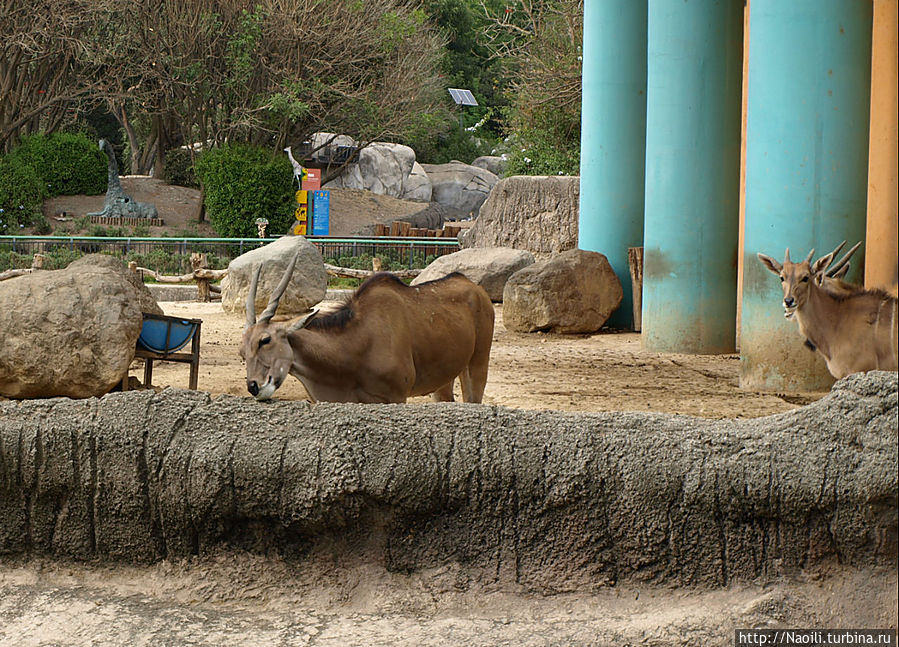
top-left (485, 0), bottom-right (583, 175)
top-left (81, 0), bottom-right (449, 178)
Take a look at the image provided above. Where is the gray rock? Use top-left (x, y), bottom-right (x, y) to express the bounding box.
top-left (412, 247), bottom-right (535, 301)
top-left (321, 136), bottom-right (431, 201)
top-left (420, 161), bottom-right (499, 217)
top-left (221, 236), bottom-right (327, 317)
top-left (0, 372), bottom-right (895, 590)
top-left (402, 161), bottom-right (432, 202)
top-left (502, 249), bottom-right (622, 333)
top-left (472, 155), bottom-right (507, 177)
top-left (461, 175), bottom-right (579, 254)
top-left (0, 257), bottom-right (150, 398)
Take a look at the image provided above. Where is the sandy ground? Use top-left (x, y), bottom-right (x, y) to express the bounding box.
top-left (11, 180), bottom-right (874, 645)
top-left (139, 299), bottom-right (822, 419)
top-left (1, 551), bottom-right (895, 647)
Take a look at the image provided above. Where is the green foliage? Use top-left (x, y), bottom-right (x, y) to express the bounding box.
top-left (379, 9), bottom-right (427, 53)
top-left (7, 132), bottom-right (107, 197)
top-left (0, 247), bottom-right (80, 271)
top-left (504, 127), bottom-right (581, 177)
top-left (403, 110), bottom-right (497, 165)
top-left (0, 155), bottom-right (45, 233)
top-left (31, 212), bottom-right (52, 235)
top-left (194, 144), bottom-right (294, 238)
top-left (163, 147), bottom-right (201, 188)
top-left (495, 0), bottom-right (582, 177)
top-left (413, 0), bottom-right (508, 163)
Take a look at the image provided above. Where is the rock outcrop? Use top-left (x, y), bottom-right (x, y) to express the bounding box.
top-left (471, 155), bottom-right (507, 177)
top-left (421, 161), bottom-right (499, 217)
top-left (461, 176), bottom-right (579, 254)
top-left (412, 247), bottom-right (535, 301)
top-left (0, 256), bottom-right (156, 398)
top-left (502, 249), bottom-right (622, 333)
top-left (320, 136), bottom-right (431, 202)
top-left (220, 236), bottom-right (327, 316)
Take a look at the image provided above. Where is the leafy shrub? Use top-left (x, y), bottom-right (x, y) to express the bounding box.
top-left (163, 147), bottom-right (201, 188)
top-left (503, 128), bottom-right (580, 177)
top-left (0, 156), bottom-right (45, 233)
top-left (7, 132), bottom-right (107, 197)
top-left (195, 145), bottom-right (294, 238)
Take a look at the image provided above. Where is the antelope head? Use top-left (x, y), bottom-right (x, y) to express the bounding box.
top-left (240, 253), bottom-right (316, 400)
top-left (758, 247), bottom-right (835, 319)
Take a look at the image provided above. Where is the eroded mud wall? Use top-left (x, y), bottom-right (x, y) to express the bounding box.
top-left (1, 372), bottom-right (896, 589)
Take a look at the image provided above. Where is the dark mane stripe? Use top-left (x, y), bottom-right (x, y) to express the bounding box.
top-left (305, 272), bottom-right (406, 332)
top-left (828, 285), bottom-right (897, 305)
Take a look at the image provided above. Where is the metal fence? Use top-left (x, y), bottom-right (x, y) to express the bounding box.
top-left (0, 235), bottom-right (461, 274)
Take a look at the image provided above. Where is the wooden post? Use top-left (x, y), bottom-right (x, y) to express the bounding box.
top-left (628, 246), bottom-right (644, 332)
top-left (191, 252), bottom-right (211, 302)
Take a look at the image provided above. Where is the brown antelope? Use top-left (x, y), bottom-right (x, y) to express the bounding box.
top-left (757, 247), bottom-right (898, 379)
top-left (240, 255), bottom-right (495, 403)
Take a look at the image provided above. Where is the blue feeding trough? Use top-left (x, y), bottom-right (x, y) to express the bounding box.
top-left (138, 314), bottom-right (200, 354)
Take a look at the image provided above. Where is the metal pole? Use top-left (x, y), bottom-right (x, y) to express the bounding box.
top-left (578, 0), bottom-right (648, 330)
top-left (642, 0), bottom-right (743, 353)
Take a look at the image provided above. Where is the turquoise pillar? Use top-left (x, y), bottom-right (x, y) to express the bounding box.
top-left (641, 0), bottom-right (743, 353)
top-left (741, 1), bottom-right (872, 391)
top-left (578, 0), bottom-right (647, 330)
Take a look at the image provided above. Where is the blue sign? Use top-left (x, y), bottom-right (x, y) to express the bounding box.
top-left (312, 190), bottom-right (330, 235)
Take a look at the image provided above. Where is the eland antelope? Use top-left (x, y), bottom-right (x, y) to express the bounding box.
top-left (240, 255), bottom-right (495, 403)
top-left (757, 247), bottom-right (898, 379)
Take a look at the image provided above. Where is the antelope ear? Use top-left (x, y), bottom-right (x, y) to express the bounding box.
top-left (811, 252), bottom-right (834, 276)
top-left (757, 253), bottom-right (783, 275)
top-left (287, 309), bottom-right (318, 333)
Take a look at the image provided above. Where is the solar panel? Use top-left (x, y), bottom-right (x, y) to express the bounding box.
top-left (448, 88), bottom-right (478, 106)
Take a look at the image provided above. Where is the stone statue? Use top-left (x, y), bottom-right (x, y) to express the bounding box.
top-left (87, 139), bottom-right (158, 220)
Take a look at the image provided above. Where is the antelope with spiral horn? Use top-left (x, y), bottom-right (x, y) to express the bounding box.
top-left (240, 254), bottom-right (495, 402)
top-left (757, 245), bottom-right (898, 379)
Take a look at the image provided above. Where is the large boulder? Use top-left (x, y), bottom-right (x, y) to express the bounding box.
top-left (420, 161), bottom-right (499, 217)
top-left (221, 236), bottom-right (327, 317)
top-left (403, 161), bottom-right (432, 202)
top-left (411, 247), bottom-right (535, 301)
top-left (0, 257), bottom-right (152, 398)
top-left (471, 155), bottom-right (507, 177)
top-left (321, 137), bottom-right (430, 201)
top-left (69, 254), bottom-right (163, 316)
top-left (461, 175), bottom-right (579, 254)
top-left (502, 249), bottom-right (622, 333)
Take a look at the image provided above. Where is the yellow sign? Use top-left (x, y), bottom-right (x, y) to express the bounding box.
top-left (295, 190), bottom-right (308, 204)
top-left (295, 205), bottom-right (307, 221)
top-left (293, 222), bottom-right (307, 235)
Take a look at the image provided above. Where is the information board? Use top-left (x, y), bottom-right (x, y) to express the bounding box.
top-left (311, 190), bottom-right (330, 235)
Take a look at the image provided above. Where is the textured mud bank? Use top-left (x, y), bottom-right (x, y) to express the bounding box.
top-left (0, 372), bottom-right (896, 592)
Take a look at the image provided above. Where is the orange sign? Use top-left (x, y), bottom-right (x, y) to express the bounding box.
top-left (302, 168), bottom-right (321, 191)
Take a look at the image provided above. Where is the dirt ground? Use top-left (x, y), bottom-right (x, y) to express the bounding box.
top-left (0, 549), bottom-right (893, 647)
top-left (41, 177), bottom-right (822, 417)
top-left (9, 179), bottom-right (867, 646)
top-left (141, 299), bottom-right (821, 418)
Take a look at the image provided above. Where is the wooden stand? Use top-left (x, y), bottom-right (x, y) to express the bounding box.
top-left (628, 246), bottom-right (644, 332)
top-left (122, 315), bottom-right (202, 391)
